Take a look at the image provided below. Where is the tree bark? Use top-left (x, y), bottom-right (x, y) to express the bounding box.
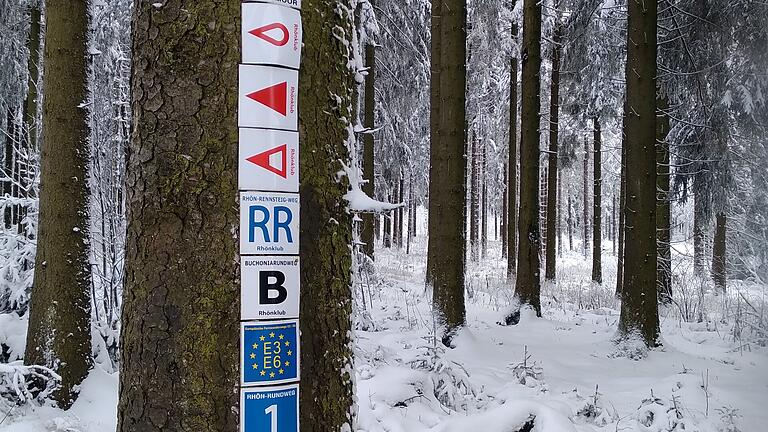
top-left (544, 23), bottom-right (561, 281)
top-left (361, 40), bottom-right (376, 259)
top-left (24, 0), bottom-right (92, 409)
top-left (617, 0), bottom-right (660, 347)
top-left (592, 115), bottom-right (602, 284)
top-left (582, 137), bottom-right (590, 258)
top-left (507, 55), bottom-right (518, 279)
top-left (470, 128), bottom-right (480, 261)
top-left (427, 0), bottom-right (467, 343)
top-left (693, 188), bottom-right (706, 272)
top-left (616, 130), bottom-right (626, 297)
top-left (501, 163), bottom-right (508, 258)
top-left (481, 136), bottom-right (488, 259)
top-left (514, 0), bottom-right (542, 315)
top-left (656, 95), bottom-right (672, 302)
top-left (567, 193), bottom-right (573, 251)
top-left (397, 172), bottom-right (405, 247)
top-left (712, 213), bottom-right (727, 291)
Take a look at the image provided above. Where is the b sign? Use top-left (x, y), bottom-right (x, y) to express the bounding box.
top-left (240, 192), bottom-right (299, 255)
top-left (241, 256), bottom-right (300, 320)
top-left (239, 65), bottom-right (298, 131)
top-left (241, 384), bottom-right (299, 432)
top-left (239, 128), bottom-right (299, 193)
top-left (242, 3), bottom-right (302, 69)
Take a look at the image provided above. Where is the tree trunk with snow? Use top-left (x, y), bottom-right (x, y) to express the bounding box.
top-left (507, 55), bottom-right (518, 279)
top-left (361, 40), bottom-right (376, 259)
top-left (470, 128), bottom-right (480, 262)
top-left (712, 213), bottom-right (727, 292)
top-left (656, 95), bottom-right (672, 302)
top-left (427, 0), bottom-right (467, 343)
top-left (582, 137), bottom-right (590, 258)
top-left (24, 0), bottom-right (92, 409)
top-left (592, 115), bottom-right (602, 284)
top-left (544, 22), bottom-right (561, 281)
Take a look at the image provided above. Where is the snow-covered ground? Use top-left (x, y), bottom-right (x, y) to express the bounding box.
top-left (1, 227), bottom-right (766, 431)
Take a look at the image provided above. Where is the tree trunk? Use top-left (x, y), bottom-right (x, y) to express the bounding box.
top-left (397, 172), bottom-right (405, 247)
top-left (544, 23), bottom-right (561, 281)
top-left (612, 194), bottom-right (616, 255)
top-left (557, 170), bottom-right (562, 257)
top-left (712, 213), bottom-right (727, 291)
top-left (693, 189), bottom-right (706, 272)
top-left (617, 0), bottom-right (659, 347)
top-left (616, 131), bottom-right (626, 297)
top-left (507, 55), bottom-right (518, 279)
top-left (501, 163), bottom-right (508, 258)
top-left (592, 115), bottom-right (602, 284)
top-left (582, 137), bottom-right (590, 258)
top-left (392, 179), bottom-right (400, 247)
top-left (514, 0), bottom-right (542, 316)
top-left (18, 4), bottom-right (41, 234)
top-left (470, 129), bottom-right (480, 261)
top-left (427, 0), bottom-right (467, 343)
top-left (656, 95), bottom-right (672, 302)
top-left (361, 41), bottom-right (376, 259)
top-left (24, 0), bottom-right (92, 409)
top-left (481, 137), bottom-right (488, 259)
top-left (567, 193), bottom-right (573, 251)
top-left (383, 190), bottom-right (392, 248)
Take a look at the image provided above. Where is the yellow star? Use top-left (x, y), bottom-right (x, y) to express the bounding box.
top-left (259, 335), bottom-right (265, 341)
top-left (252, 343), bottom-right (258, 349)
top-left (260, 370), bottom-right (266, 376)
top-left (279, 334), bottom-right (284, 340)
top-left (285, 341), bottom-right (290, 347)
top-left (285, 361), bottom-right (291, 367)
top-left (252, 363), bottom-right (258, 369)
top-left (279, 369), bottom-right (284, 374)
top-left (269, 372), bottom-right (275, 378)
top-left (287, 350), bottom-right (293, 356)
top-left (269, 332), bottom-right (275, 338)
top-left (250, 353), bottom-right (256, 359)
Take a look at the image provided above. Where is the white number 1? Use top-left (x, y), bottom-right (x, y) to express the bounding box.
top-left (265, 404), bottom-right (278, 432)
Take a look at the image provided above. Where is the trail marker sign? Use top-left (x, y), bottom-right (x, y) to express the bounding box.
top-left (242, 3), bottom-right (302, 69)
top-left (243, 0), bottom-right (302, 10)
top-left (241, 384), bottom-right (299, 432)
top-left (240, 192), bottom-right (299, 255)
top-left (239, 128), bottom-right (299, 192)
top-left (241, 256), bottom-right (300, 320)
top-left (241, 320), bottom-right (300, 386)
top-left (239, 65), bottom-right (298, 131)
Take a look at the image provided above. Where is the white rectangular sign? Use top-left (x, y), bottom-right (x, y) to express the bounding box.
top-left (241, 256), bottom-right (300, 320)
top-left (243, 0), bottom-right (302, 10)
top-left (240, 191), bottom-right (300, 255)
top-left (242, 3), bottom-right (302, 69)
top-left (239, 65), bottom-right (298, 131)
top-left (239, 128), bottom-right (299, 193)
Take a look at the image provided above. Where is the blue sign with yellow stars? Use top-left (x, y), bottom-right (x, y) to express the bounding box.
top-left (240, 384), bottom-right (299, 432)
top-left (241, 319), bottom-right (300, 386)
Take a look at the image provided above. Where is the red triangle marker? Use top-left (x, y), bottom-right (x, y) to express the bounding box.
top-left (246, 144), bottom-right (288, 178)
top-left (249, 23), bottom-right (290, 47)
top-left (246, 82), bottom-right (287, 116)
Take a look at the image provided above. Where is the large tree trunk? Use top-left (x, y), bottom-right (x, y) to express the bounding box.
top-left (427, 0), bottom-right (467, 343)
top-left (469, 129), bottom-right (480, 261)
top-left (656, 95), bottom-right (672, 302)
top-left (582, 137), bottom-right (590, 258)
top-left (361, 40), bottom-right (376, 259)
top-left (592, 115), bottom-right (602, 284)
top-left (544, 23), bottom-right (561, 281)
top-left (298, 2), bottom-right (357, 426)
top-left (514, 0), bottom-right (542, 316)
top-left (118, 2), bottom-right (240, 430)
top-left (712, 213), bottom-right (727, 291)
top-left (507, 55), bottom-right (519, 279)
top-left (24, 0), bottom-right (92, 409)
top-left (617, 0), bottom-right (660, 347)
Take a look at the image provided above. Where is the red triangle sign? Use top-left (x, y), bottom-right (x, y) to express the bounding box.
top-left (246, 82), bottom-right (287, 116)
top-left (246, 144), bottom-right (288, 178)
top-left (249, 23), bottom-right (290, 47)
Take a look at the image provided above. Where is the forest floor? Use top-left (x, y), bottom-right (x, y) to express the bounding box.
top-left (1, 229), bottom-right (766, 431)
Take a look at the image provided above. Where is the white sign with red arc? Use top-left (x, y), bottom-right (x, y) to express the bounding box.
top-left (239, 65), bottom-right (298, 131)
top-left (239, 128), bottom-right (299, 192)
top-left (242, 3), bottom-right (302, 69)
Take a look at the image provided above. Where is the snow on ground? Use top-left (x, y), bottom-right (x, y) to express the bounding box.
top-left (1, 228), bottom-right (766, 431)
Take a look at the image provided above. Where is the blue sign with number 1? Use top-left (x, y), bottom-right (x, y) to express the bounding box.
top-left (241, 384), bottom-right (299, 432)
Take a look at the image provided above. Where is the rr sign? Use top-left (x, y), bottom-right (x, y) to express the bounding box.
top-left (240, 191), bottom-right (300, 255)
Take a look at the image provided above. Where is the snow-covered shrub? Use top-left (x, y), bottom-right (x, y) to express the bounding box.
top-left (716, 406), bottom-right (742, 432)
top-left (509, 346), bottom-right (544, 389)
top-left (409, 343), bottom-right (484, 412)
top-left (635, 390), bottom-right (709, 432)
top-left (573, 385), bottom-right (618, 426)
top-left (0, 361), bottom-right (60, 412)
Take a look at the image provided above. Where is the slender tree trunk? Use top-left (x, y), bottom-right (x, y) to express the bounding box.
top-left (501, 163), bottom-right (508, 258)
top-left (481, 137), bottom-right (488, 259)
top-left (427, 0), bottom-right (467, 343)
top-left (383, 190), bottom-right (392, 248)
top-left (656, 95), bottom-right (672, 302)
top-left (592, 115), bottom-right (602, 284)
top-left (712, 213), bottom-right (727, 291)
top-left (470, 129), bottom-right (480, 261)
top-left (544, 23), bottom-right (561, 281)
top-left (507, 55), bottom-right (519, 279)
top-left (616, 134), bottom-right (626, 297)
top-left (568, 193), bottom-right (573, 251)
top-left (617, 0), bottom-right (660, 347)
top-left (557, 171), bottom-right (562, 257)
top-left (3, 109), bottom-right (14, 229)
top-left (514, 0), bottom-right (542, 316)
top-left (361, 39), bottom-right (376, 259)
top-left (397, 172), bottom-right (405, 247)
top-left (693, 189), bottom-right (706, 272)
top-left (24, 0), bottom-right (92, 409)
top-left (18, 4), bottom-right (41, 234)
top-left (582, 137), bottom-right (590, 258)
top-left (392, 179), bottom-right (400, 247)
